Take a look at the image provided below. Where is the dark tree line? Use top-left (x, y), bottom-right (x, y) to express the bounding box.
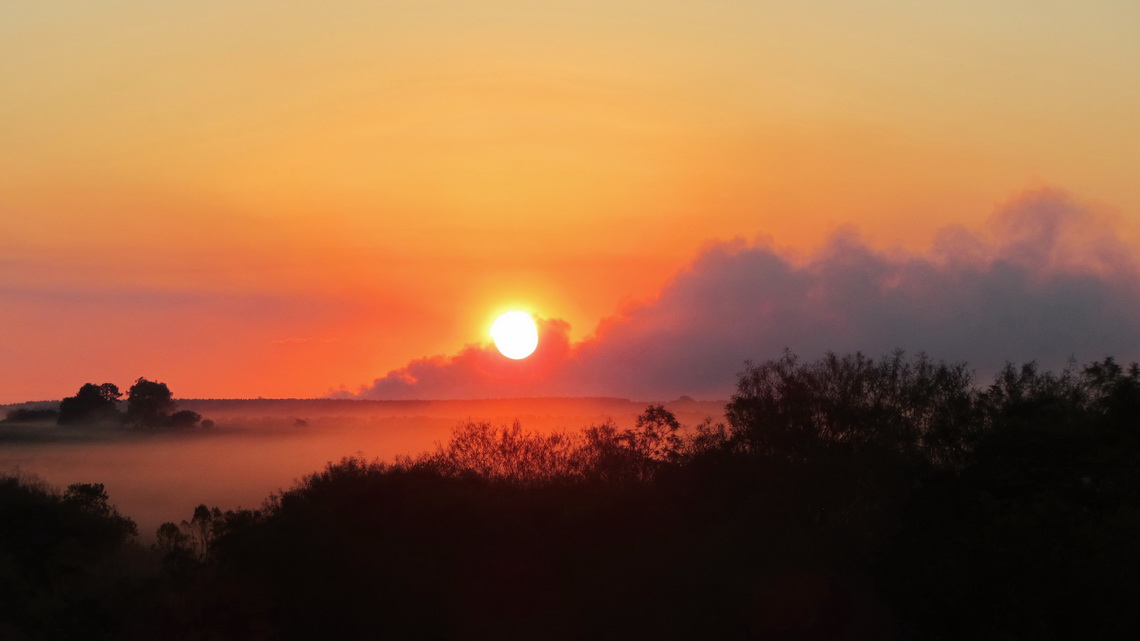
top-left (2, 351), bottom-right (1138, 639)
top-left (0, 408), bottom-right (59, 423)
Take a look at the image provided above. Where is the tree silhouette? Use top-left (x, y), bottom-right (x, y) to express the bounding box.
top-left (726, 350), bottom-right (976, 467)
top-left (574, 406), bottom-right (685, 482)
top-left (57, 383), bottom-right (122, 425)
top-left (126, 378), bottom-right (175, 426)
top-left (627, 403), bottom-right (684, 461)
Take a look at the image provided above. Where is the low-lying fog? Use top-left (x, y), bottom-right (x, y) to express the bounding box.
top-left (0, 398), bottom-right (724, 539)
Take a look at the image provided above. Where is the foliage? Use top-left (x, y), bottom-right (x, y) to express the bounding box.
top-left (57, 383), bottom-right (123, 425)
top-left (126, 378), bottom-right (175, 426)
top-left (727, 350), bottom-right (977, 467)
top-left (879, 357), bottom-right (1140, 638)
top-left (6, 351), bottom-right (1140, 639)
top-left (0, 475), bottom-right (139, 639)
top-left (52, 378), bottom-right (208, 430)
top-left (165, 410), bottom-right (202, 428)
top-left (405, 405), bottom-right (700, 486)
top-left (156, 504), bottom-right (257, 563)
top-left (412, 420), bottom-right (581, 484)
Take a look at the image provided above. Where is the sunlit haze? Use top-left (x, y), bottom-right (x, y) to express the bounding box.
top-left (2, 1), bottom-right (1138, 401)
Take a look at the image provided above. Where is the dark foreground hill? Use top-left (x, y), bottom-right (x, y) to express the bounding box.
top-left (2, 352), bottom-right (1138, 639)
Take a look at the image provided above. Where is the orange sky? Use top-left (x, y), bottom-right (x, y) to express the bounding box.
top-left (2, 1), bottom-right (1138, 402)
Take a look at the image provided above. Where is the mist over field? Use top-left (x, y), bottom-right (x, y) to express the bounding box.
top-left (0, 397), bottom-right (723, 537)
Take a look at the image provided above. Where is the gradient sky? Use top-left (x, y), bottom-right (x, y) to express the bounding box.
top-left (3, 1), bottom-right (1138, 402)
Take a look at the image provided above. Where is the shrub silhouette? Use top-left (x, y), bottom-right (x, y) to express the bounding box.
top-left (411, 420), bottom-right (581, 484)
top-left (165, 410), bottom-right (202, 428)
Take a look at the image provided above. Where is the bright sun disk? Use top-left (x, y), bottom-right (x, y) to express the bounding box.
top-left (490, 311), bottom-right (539, 359)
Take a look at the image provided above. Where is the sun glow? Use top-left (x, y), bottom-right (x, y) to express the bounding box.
top-left (490, 311), bottom-right (539, 360)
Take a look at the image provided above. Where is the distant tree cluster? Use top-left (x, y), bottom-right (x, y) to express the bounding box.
top-left (2, 351), bottom-right (1138, 639)
top-left (53, 378), bottom-right (205, 428)
top-left (1, 407), bottom-right (59, 423)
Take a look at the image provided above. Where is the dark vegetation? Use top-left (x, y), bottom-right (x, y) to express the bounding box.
top-left (1, 408), bottom-right (59, 424)
top-left (0, 476), bottom-right (140, 639)
top-left (45, 378), bottom-right (204, 428)
top-left (2, 352), bottom-right (1138, 639)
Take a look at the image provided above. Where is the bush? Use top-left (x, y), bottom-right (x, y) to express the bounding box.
top-left (166, 410), bottom-right (202, 428)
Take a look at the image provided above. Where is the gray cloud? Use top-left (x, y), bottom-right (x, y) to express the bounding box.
top-left (344, 190), bottom-right (1140, 400)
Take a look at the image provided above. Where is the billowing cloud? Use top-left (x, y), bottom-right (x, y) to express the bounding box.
top-left (343, 190), bottom-right (1140, 400)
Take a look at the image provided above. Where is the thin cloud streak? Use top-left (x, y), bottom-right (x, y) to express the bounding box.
top-left (343, 190), bottom-right (1140, 400)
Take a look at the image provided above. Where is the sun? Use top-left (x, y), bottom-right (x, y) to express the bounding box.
top-left (490, 311), bottom-right (539, 360)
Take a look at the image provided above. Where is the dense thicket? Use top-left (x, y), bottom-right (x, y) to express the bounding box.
top-left (3, 352), bottom-right (1138, 639)
top-left (0, 476), bottom-right (141, 640)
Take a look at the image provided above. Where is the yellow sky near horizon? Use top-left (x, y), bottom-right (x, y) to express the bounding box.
top-left (2, 1), bottom-right (1138, 401)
